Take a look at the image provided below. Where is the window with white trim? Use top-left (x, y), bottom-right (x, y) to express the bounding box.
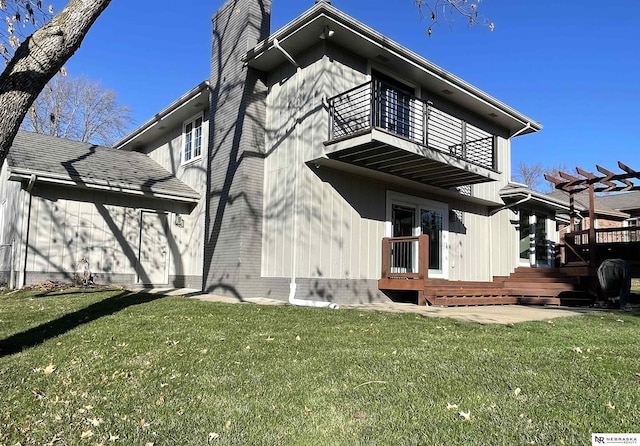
top-left (183, 114), bottom-right (203, 163)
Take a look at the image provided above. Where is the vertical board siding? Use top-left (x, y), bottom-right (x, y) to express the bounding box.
top-left (140, 111), bottom-right (208, 280)
top-left (263, 42), bottom-right (385, 280)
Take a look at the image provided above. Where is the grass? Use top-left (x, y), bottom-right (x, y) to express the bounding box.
top-left (1, 289), bottom-right (639, 445)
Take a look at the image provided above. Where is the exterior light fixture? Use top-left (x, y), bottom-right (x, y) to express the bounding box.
top-left (319, 25), bottom-right (335, 40)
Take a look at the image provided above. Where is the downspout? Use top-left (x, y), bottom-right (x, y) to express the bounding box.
top-left (490, 193), bottom-right (532, 216)
top-left (273, 38), bottom-right (339, 309)
top-left (20, 174), bottom-right (36, 288)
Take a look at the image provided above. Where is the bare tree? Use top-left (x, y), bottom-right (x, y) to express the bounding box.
top-left (0, 0), bottom-right (111, 166)
top-left (0, 0), bottom-right (486, 167)
top-left (514, 161), bottom-right (570, 192)
top-left (21, 73), bottom-right (134, 145)
top-left (415, 0), bottom-right (493, 36)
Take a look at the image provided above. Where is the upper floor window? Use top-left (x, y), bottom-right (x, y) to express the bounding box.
top-left (183, 114), bottom-right (203, 164)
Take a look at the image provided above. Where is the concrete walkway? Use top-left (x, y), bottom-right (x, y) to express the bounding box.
top-left (142, 288), bottom-right (595, 325)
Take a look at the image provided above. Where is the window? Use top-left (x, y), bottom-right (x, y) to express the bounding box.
top-left (183, 114), bottom-right (203, 163)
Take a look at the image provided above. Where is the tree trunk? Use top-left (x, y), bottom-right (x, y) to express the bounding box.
top-left (0, 0), bottom-right (111, 163)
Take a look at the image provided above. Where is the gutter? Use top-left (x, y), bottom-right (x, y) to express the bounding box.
top-left (8, 170), bottom-right (200, 204)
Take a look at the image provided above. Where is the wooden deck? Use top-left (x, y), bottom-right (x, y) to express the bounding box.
top-left (379, 236), bottom-right (588, 306)
top-left (380, 267), bottom-right (585, 307)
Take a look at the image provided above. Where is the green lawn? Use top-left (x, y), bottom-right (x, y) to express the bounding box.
top-left (1, 289), bottom-right (639, 445)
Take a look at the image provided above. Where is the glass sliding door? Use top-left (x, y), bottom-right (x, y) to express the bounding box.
top-left (421, 208), bottom-right (444, 273)
top-left (391, 204), bottom-right (416, 273)
top-left (387, 192), bottom-right (448, 279)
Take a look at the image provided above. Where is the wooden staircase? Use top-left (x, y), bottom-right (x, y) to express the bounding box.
top-left (418, 268), bottom-right (585, 307)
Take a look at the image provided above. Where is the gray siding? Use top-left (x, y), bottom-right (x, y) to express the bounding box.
top-left (262, 42), bottom-right (385, 282)
top-left (22, 184), bottom-right (194, 287)
top-left (137, 110), bottom-right (209, 286)
top-left (204, 0), bottom-right (271, 297)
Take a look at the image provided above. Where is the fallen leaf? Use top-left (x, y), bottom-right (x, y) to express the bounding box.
top-left (446, 403), bottom-right (458, 410)
top-left (295, 335), bottom-right (301, 341)
top-left (303, 406), bottom-right (312, 416)
top-left (108, 433), bottom-right (119, 442)
top-left (80, 429), bottom-right (93, 439)
top-left (43, 364), bottom-right (56, 375)
top-left (156, 396), bottom-right (165, 406)
top-left (458, 411), bottom-right (471, 421)
top-left (200, 348), bottom-right (208, 354)
top-left (208, 432), bottom-right (220, 442)
top-left (145, 443), bottom-right (154, 446)
top-left (32, 389), bottom-right (45, 400)
top-left (225, 420), bottom-right (232, 430)
top-left (605, 402), bottom-right (616, 410)
top-left (616, 319), bottom-right (624, 323)
top-left (139, 418), bottom-right (150, 429)
top-left (572, 347), bottom-right (583, 354)
top-left (514, 387), bottom-right (522, 396)
top-left (353, 412), bottom-right (367, 419)
top-left (88, 417), bottom-right (103, 427)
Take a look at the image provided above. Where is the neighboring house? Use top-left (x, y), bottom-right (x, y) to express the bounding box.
top-left (546, 190), bottom-right (639, 230)
top-left (2, 1), bottom-right (556, 305)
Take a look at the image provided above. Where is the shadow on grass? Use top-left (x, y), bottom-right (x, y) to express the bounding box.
top-left (0, 291), bottom-right (167, 358)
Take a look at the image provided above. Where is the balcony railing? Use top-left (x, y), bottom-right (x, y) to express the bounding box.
top-left (381, 235), bottom-right (429, 281)
top-left (328, 80), bottom-right (496, 171)
top-left (562, 227), bottom-right (640, 265)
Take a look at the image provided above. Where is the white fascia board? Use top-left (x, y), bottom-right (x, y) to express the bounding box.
top-left (8, 169), bottom-right (200, 203)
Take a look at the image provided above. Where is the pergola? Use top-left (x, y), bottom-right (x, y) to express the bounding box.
top-left (544, 161), bottom-right (640, 267)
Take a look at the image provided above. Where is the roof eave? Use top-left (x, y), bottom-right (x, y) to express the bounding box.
top-left (245, 3), bottom-right (542, 136)
top-left (8, 168), bottom-right (200, 204)
top-left (114, 80), bottom-right (210, 151)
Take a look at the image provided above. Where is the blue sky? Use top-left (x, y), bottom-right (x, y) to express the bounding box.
top-left (53, 0), bottom-right (640, 175)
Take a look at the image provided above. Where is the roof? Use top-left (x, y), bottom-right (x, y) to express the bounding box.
top-left (545, 190), bottom-right (629, 220)
top-left (245, 2), bottom-right (541, 137)
top-left (499, 184), bottom-right (582, 213)
top-left (8, 132), bottom-right (200, 203)
top-left (596, 191), bottom-right (640, 212)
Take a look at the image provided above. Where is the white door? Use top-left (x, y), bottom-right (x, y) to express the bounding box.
top-left (138, 211), bottom-right (169, 284)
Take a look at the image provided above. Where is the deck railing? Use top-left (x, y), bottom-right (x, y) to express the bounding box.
top-left (381, 235), bottom-right (429, 281)
top-left (328, 80), bottom-right (496, 171)
top-left (562, 227), bottom-right (640, 264)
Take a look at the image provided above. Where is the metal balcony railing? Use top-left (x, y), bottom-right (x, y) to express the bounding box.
top-left (328, 80), bottom-right (496, 171)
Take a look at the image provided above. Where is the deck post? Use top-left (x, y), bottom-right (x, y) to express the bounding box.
top-left (381, 237), bottom-right (391, 279)
top-left (588, 184), bottom-right (596, 268)
top-left (418, 234), bottom-right (429, 281)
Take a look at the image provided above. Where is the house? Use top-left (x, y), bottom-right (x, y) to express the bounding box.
top-left (1, 0), bottom-right (558, 305)
top-left (0, 82), bottom-right (209, 288)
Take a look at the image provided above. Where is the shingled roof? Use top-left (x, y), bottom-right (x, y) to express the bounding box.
top-left (6, 132), bottom-right (199, 203)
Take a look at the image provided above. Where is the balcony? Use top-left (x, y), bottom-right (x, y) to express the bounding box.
top-left (324, 80), bottom-right (500, 188)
